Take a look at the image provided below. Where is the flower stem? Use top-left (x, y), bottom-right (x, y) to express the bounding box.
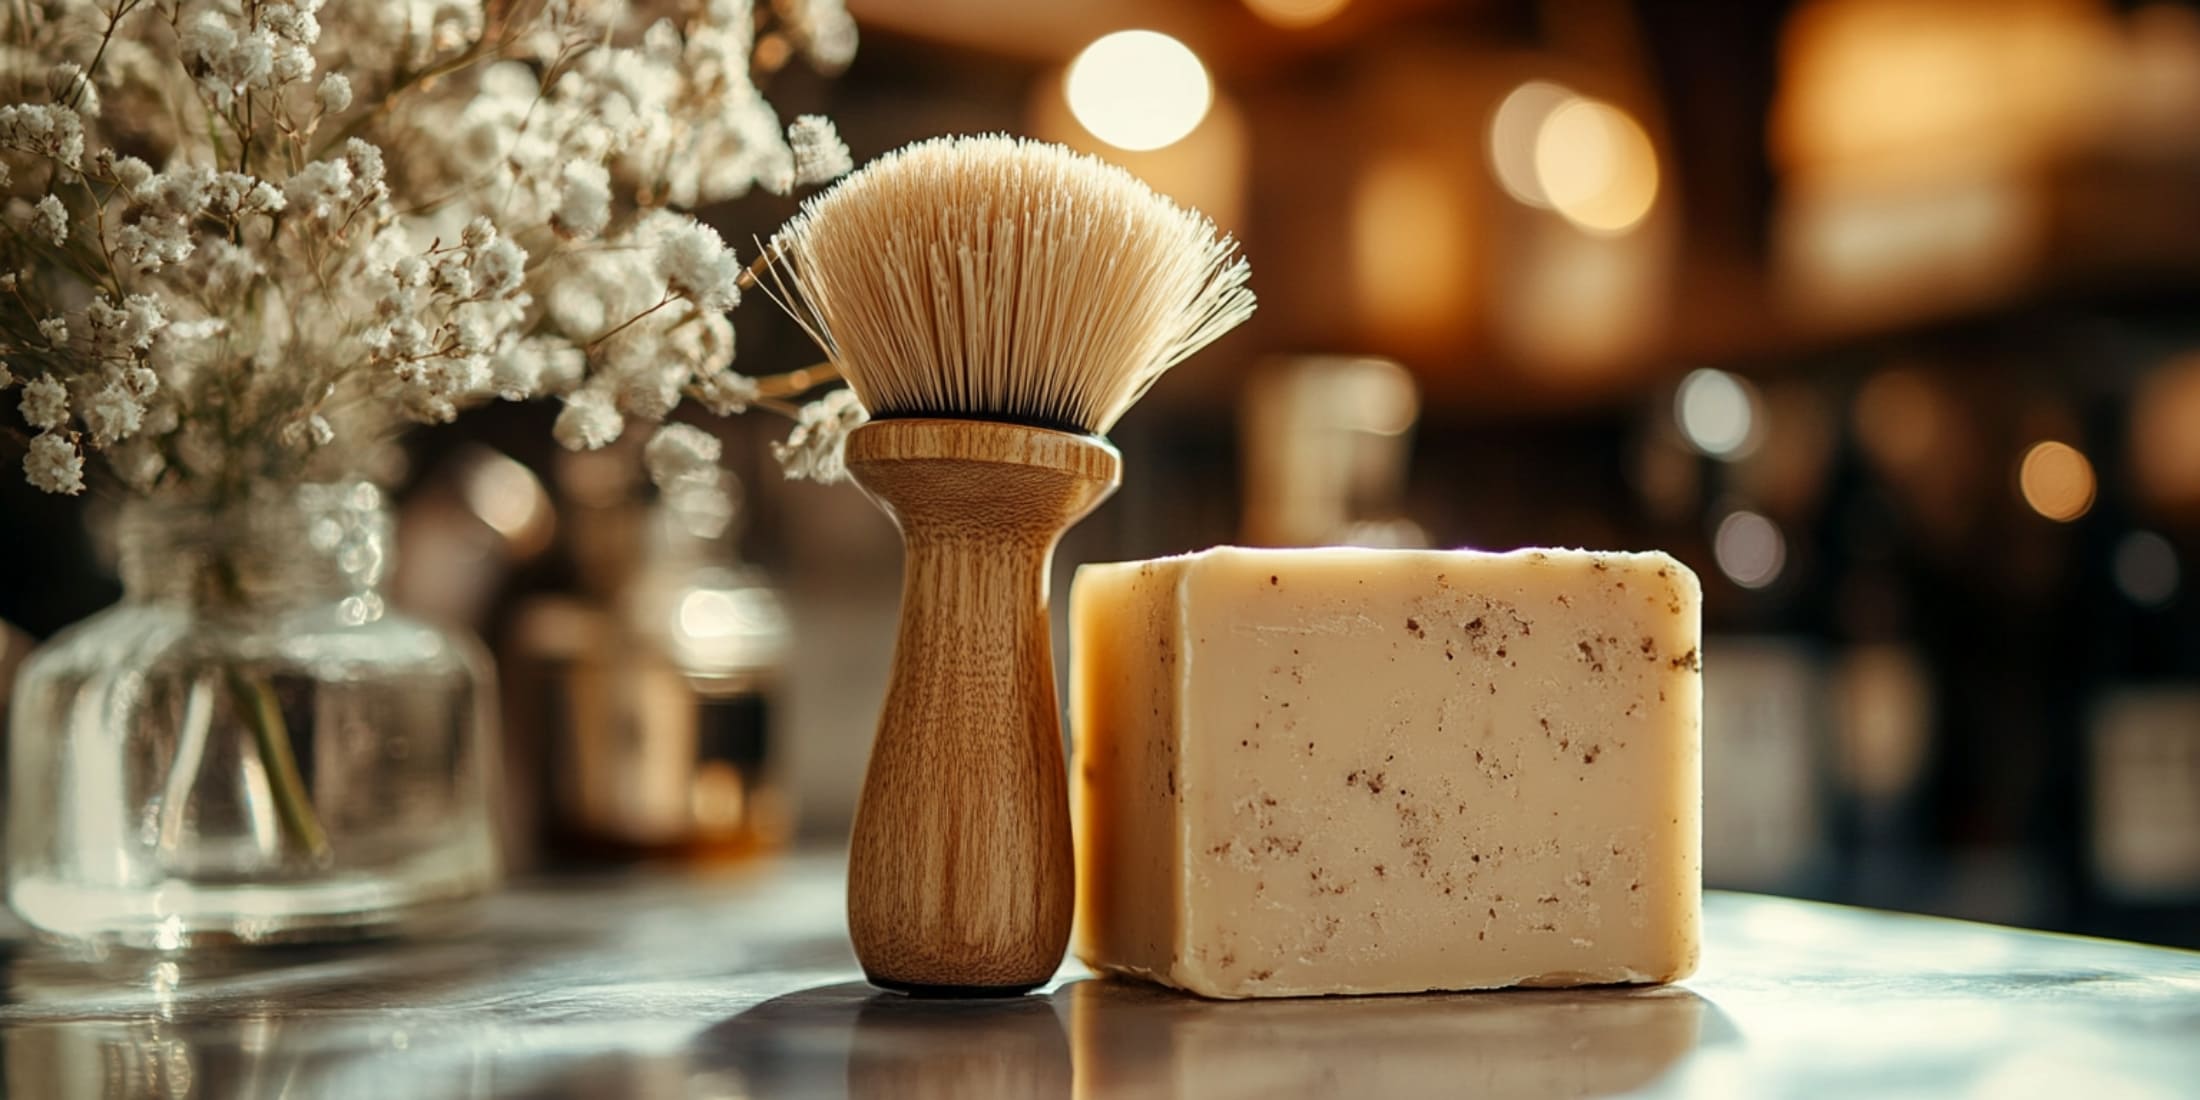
top-left (211, 553), bottom-right (333, 865)
top-left (223, 666), bottom-right (332, 865)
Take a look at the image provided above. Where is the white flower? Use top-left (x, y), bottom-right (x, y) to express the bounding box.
top-left (655, 222), bottom-right (741, 312)
top-left (133, 168), bottom-right (215, 216)
top-left (473, 235), bottom-right (527, 297)
top-left (771, 388), bottom-right (867, 483)
top-left (85, 294), bottom-right (167, 355)
top-left (112, 156), bottom-right (152, 190)
top-left (786, 0), bottom-right (859, 70)
top-left (114, 216), bottom-right (195, 271)
top-left (19, 375), bottom-right (67, 430)
top-left (36, 315), bottom-right (67, 347)
top-left (283, 158), bottom-right (353, 219)
top-left (553, 160), bottom-right (611, 240)
top-left (788, 116), bottom-right (852, 185)
top-left (553, 386), bottom-right (624, 450)
top-left (491, 335), bottom-right (584, 399)
top-left (644, 422), bottom-right (722, 488)
top-left (47, 61), bottom-right (99, 116)
top-left (0, 104), bottom-right (86, 169)
top-left (122, 366), bottom-right (159, 398)
top-left (24, 430), bottom-right (83, 495)
top-left (317, 72), bottom-right (353, 113)
top-left (82, 384), bottom-right (145, 446)
top-left (31, 194), bottom-right (66, 246)
top-left (184, 12), bottom-right (280, 108)
top-left (204, 173), bottom-right (285, 216)
top-left (0, 360), bottom-right (12, 388)
top-left (691, 370), bottom-right (760, 415)
top-left (279, 414), bottom-right (334, 449)
top-left (344, 138), bottom-right (387, 189)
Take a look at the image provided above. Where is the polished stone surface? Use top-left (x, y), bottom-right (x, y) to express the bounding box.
top-left (1, 857), bottom-right (2195, 1098)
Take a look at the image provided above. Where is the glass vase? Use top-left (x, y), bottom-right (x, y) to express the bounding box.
top-left (5, 482), bottom-right (500, 949)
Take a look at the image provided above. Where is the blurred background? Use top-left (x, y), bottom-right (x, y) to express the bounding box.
top-left (6, 0), bottom-right (2200, 948)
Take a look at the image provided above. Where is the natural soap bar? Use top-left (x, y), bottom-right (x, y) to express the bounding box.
top-left (1070, 547), bottom-right (1701, 999)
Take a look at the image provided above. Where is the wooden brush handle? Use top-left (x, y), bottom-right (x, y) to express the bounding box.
top-left (843, 419), bottom-right (1121, 995)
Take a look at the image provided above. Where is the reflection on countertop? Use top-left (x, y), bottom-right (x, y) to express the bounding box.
top-left (1, 856), bottom-right (2195, 1099)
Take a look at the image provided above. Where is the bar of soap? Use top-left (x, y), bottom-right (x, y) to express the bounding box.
top-left (1070, 547), bottom-right (1702, 999)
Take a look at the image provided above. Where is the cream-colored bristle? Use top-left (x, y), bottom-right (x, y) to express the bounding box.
top-left (763, 134), bottom-right (1256, 435)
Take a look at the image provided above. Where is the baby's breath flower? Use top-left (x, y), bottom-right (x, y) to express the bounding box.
top-left (788, 115), bottom-right (852, 185)
top-left (19, 375), bottom-right (67, 430)
top-left (473, 236), bottom-right (527, 297)
top-left (0, 0), bottom-right (854, 497)
top-left (655, 223), bottom-right (741, 313)
top-left (31, 194), bottom-right (66, 246)
top-left (553, 160), bottom-right (611, 240)
top-left (317, 73), bottom-right (352, 113)
top-left (82, 384), bottom-right (145, 447)
top-left (279, 414), bottom-right (335, 449)
top-left (771, 388), bottom-right (867, 483)
top-left (690, 370), bottom-right (760, 415)
top-left (491, 335), bottom-right (582, 399)
top-left (283, 158), bottom-right (354, 220)
top-left (24, 430), bottom-right (83, 495)
top-left (0, 103), bottom-right (85, 169)
top-left (48, 61), bottom-right (99, 116)
top-left (0, 360), bottom-right (14, 389)
top-left (553, 386), bottom-right (624, 450)
top-left (122, 366), bottom-right (159, 398)
top-left (112, 156), bottom-right (151, 190)
top-left (643, 422), bottom-right (722, 488)
top-left (114, 216), bottom-right (194, 271)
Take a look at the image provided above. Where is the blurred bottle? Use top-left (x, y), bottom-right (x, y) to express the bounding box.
top-left (505, 447), bottom-right (791, 866)
top-left (1239, 356), bottom-right (1430, 548)
top-left (2076, 438), bottom-right (2200, 946)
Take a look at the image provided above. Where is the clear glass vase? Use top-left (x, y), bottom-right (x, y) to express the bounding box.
top-left (5, 482), bottom-right (500, 949)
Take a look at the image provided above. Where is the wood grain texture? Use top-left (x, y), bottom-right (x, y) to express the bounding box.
top-left (843, 418), bottom-right (1122, 993)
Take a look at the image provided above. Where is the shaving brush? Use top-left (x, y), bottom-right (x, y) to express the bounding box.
top-left (767, 135), bottom-right (1254, 995)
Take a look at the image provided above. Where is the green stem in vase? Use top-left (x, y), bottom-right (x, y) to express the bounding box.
top-left (211, 550), bottom-right (334, 866)
top-left (223, 666), bottom-right (331, 865)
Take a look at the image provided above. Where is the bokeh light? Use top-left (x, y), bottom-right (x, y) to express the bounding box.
top-left (1243, 0), bottom-right (1350, 29)
top-left (1715, 510), bottom-right (1787, 589)
top-left (1853, 367), bottom-right (1943, 476)
top-left (1065, 31), bottom-right (1212, 152)
top-left (2114, 531), bottom-right (2181, 607)
top-left (1533, 98), bottom-right (1660, 235)
top-left (1488, 81), bottom-right (1575, 208)
top-left (1675, 368), bottom-right (1761, 459)
top-left (1352, 153), bottom-right (1468, 338)
top-left (2018, 440), bottom-right (2096, 523)
top-left (2130, 356), bottom-right (2200, 513)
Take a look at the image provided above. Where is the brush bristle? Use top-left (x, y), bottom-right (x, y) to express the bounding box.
top-left (762, 134), bottom-right (1256, 435)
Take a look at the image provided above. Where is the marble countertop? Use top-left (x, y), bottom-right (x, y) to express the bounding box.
top-left (2, 855), bottom-right (2195, 1099)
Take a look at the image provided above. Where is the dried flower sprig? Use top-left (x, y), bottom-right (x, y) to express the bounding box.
top-left (0, 0), bottom-right (864, 502)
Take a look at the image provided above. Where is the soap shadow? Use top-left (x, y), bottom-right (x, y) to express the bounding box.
top-left (686, 977), bottom-right (1729, 1100)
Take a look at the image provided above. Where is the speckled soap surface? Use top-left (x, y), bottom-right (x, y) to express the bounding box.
top-left (1070, 547), bottom-right (1703, 999)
